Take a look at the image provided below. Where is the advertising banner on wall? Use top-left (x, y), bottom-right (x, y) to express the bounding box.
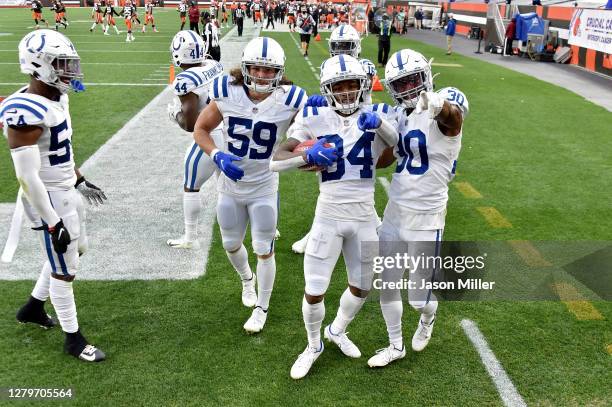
top-left (568, 9), bottom-right (612, 54)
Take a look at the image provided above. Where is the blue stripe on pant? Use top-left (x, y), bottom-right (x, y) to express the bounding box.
top-left (183, 143), bottom-right (198, 189)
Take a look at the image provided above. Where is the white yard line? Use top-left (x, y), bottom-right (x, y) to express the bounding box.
top-left (460, 319), bottom-right (527, 407)
top-left (377, 177), bottom-right (390, 194)
top-left (288, 32), bottom-right (320, 80)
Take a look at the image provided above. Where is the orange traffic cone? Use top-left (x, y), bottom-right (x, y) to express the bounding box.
top-left (372, 75), bottom-right (384, 92)
top-left (169, 65), bottom-right (175, 84)
top-left (315, 33), bottom-right (321, 41)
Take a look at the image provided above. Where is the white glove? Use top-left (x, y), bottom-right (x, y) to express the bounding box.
top-left (167, 98), bottom-right (182, 123)
top-left (415, 91), bottom-right (445, 119)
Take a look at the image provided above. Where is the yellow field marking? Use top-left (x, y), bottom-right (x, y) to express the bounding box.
top-left (453, 181), bottom-right (482, 199)
top-left (551, 283), bottom-right (604, 321)
top-left (476, 207), bottom-right (512, 228)
top-left (507, 240), bottom-right (552, 268)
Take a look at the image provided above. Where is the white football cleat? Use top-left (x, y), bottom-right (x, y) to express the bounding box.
top-left (412, 315), bottom-right (435, 352)
top-left (166, 236), bottom-right (200, 249)
top-left (367, 344), bottom-right (406, 367)
top-left (290, 341), bottom-right (324, 380)
top-left (275, 229), bottom-right (281, 240)
top-left (241, 273), bottom-right (257, 308)
top-left (243, 306), bottom-right (267, 334)
top-left (323, 325), bottom-right (361, 358)
top-left (291, 232), bottom-right (310, 254)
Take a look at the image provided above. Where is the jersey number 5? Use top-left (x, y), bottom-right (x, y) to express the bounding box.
top-left (49, 120), bottom-right (72, 166)
top-left (227, 116), bottom-right (277, 159)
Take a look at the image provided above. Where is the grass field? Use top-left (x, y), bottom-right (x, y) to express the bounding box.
top-left (1, 7), bottom-right (611, 407)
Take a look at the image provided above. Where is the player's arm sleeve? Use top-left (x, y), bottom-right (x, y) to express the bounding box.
top-left (11, 145), bottom-right (60, 226)
top-left (372, 104), bottom-right (399, 147)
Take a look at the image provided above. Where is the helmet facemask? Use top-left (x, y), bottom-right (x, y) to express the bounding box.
top-left (386, 70), bottom-right (427, 109)
top-left (241, 62), bottom-right (284, 93)
top-left (329, 40), bottom-right (360, 57)
top-left (50, 55), bottom-right (84, 93)
top-left (321, 77), bottom-right (366, 115)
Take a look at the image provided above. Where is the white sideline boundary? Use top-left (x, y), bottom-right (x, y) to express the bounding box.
top-left (0, 23), bottom-right (261, 281)
top-left (460, 319), bottom-right (527, 407)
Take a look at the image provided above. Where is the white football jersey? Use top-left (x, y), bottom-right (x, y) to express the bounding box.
top-left (288, 103), bottom-right (395, 221)
top-left (211, 76), bottom-right (307, 197)
top-left (389, 88), bottom-right (468, 213)
top-left (172, 60), bottom-right (224, 112)
top-left (0, 88), bottom-right (76, 191)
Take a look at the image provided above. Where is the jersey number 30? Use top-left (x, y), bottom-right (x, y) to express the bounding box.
top-left (395, 129), bottom-right (429, 175)
top-left (227, 117), bottom-right (277, 159)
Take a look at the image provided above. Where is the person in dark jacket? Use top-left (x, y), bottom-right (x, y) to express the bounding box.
top-left (378, 14), bottom-right (392, 66)
top-left (504, 17), bottom-right (516, 56)
top-left (445, 13), bottom-right (456, 55)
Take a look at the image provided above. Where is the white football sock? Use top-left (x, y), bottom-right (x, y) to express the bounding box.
top-left (90, 22), bottom-right (96, 30)
top-left (255, 255), bottom-right (275, 310)
top-left (49, 278), bottom-right (78, 333)
top-left (381, 300), bottom-right (403, 348)
top-left (183, 191), bottom-right (201, 241)
top-left (419, 299), bottom-right (438, 324)
top-left (31, 262), bottom-right (52, 302)
top-left (226, 244), bottom-right (252, 281)
top-left (114, 25), bottom-right (119, 34)
top-left (330, 288), bottom-right (366, 334)
top-left (302, 297), bottom-right (325, 349)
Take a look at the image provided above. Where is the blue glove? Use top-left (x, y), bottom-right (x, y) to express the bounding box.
top-left (357, 112), bottom-right (382, 131)
top-left (213, 151), bottom-right (244, 182)
top-left (306, 139), bottom-right (338, 167)
top-left (305, 95), bottom-right (328, 107)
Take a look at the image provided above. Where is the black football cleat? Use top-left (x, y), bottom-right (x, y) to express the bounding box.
top-left (16, 298), bottom-right (57, 329)
top-left (64, 331), bottom-right (106, 362)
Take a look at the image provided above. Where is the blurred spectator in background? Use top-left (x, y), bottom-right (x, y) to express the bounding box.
top-left (445, 13), bottom-right (456, 55)
top-left (504, 17), bottom-right (516, 56)
top-left (378, 14), bottom-right (392, 66)
top-left (189, 2), bottom-right (200, 34)
top-left (414, 8), bottom-right (423, 30)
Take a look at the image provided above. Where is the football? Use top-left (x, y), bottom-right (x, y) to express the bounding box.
top-left (292, 139), bottom-right (332, 171)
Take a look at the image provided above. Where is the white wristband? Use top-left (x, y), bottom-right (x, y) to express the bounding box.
top-left (209, 148), bottom-right (220, 159)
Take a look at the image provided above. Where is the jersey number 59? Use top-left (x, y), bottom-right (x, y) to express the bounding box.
top-left (227, 116), bottom-right (277, 159)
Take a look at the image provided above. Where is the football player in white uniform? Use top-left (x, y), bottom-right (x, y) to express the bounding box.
top-left (1, 30), bottom-right (107, 362)
top-left (167, 30), bottom-right (224, 250)
top-left (270, 54), bottom-right (398, 380)
top-left (367, 49), bottom-right (468, 368)
top-left (291, 23), bottom-right (377, 254)
top-left (192, 37), bottom-right (306, 333)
